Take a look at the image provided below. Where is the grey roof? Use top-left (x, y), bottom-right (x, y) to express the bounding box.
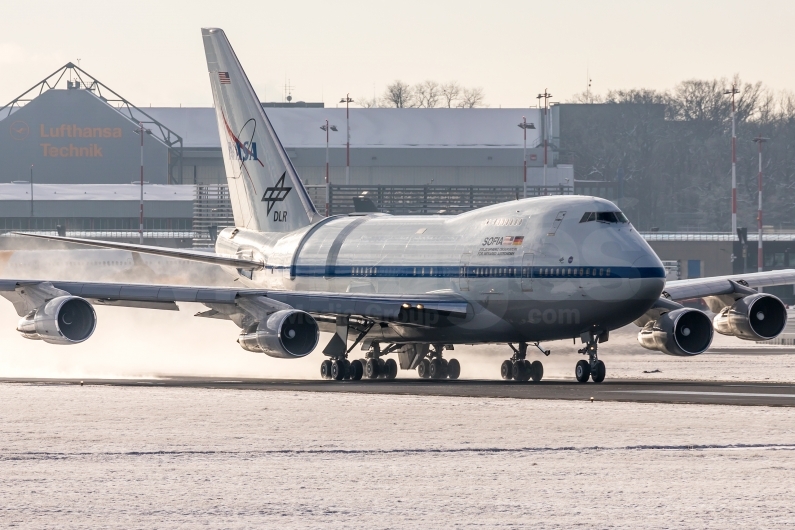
top-left (143, 107), bottom-right (546, 150)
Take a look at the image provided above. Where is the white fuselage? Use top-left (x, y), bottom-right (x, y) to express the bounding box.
top-left (215, 195), bottom-right (666, 344)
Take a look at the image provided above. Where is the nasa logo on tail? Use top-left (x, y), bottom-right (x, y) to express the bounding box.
top-left (262, 172), bottom-right (292, 220)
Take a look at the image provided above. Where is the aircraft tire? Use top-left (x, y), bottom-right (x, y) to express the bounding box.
top-left (575, 360), bottom-right (591, 383)
top-left (418, 359), bottom-right (431, 379)
top-left (377, 358), bottom-right (387, 378)
top-left (385, 358), bottom-right (398, 379)
top-left (342, 359), bottom-right (351, 380)
top-left (320, 359), bottom-right (332, 379)
top-left (429, 359), bottom-right (444, 379)
top-left (500, 360), bottom-right (513, 380)
top-left (349, 359), bottom-right (364, 381)
top-left (447, 358), bottom-right (461, 380)
top-left (592, 360), bottom-right (606, 383)
top-left (512, 361), bottom-right (526, 381)
top-left (366, 358), bottom-right (379, 379)
top-left (530, 361), bottom-right (544, 382)
top-left (331, 360), bottom-right (345, 381)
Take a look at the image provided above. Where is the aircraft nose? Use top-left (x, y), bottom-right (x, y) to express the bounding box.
top-left (632, 253), bottom-right (665, 301)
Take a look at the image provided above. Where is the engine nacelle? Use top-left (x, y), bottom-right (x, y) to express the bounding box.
top-left (638, 307), bottom-right (713, 356)
top-left (713, 293), bottom-right (787, 341)
top-left (238, 310), bottom-right (319, 358)
top-left (17, 296), bottom-right (97, 345)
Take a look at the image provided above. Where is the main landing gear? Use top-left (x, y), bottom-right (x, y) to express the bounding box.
top-left (417, 344), bottom-right (461, 380)
top-left (575, 330), bottom-right (607, 383)
top-left (500, 342), bottom-right (545, 382)
top-left (320, 343), bottom-right (399, 382)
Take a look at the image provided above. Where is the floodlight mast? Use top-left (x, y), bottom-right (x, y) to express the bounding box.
top-left (517, 117), bottom-right (536, 198)
top-left (339, 95), bottom-right (354, 185)
top-left (724, 84), bottom-right (740, 237)
top-left (320, 121), bottom-right (338, 216)
top-left (753, 135), bottom-right (769, 273)
top-left (537, 89), bottom-right (552, 191)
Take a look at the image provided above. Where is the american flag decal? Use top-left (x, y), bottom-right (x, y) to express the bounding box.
top-left (219, 72), bottom-right (231, 84)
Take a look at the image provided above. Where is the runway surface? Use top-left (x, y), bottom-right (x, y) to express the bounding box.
top-left (4, 377), bottom-right (795, 406)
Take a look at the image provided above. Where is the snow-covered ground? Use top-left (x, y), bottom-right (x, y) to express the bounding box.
top-left (1, 384), bottom-right (794, 528)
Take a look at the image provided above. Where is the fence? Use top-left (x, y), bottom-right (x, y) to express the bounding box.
top-left (305, 184), bottom-right (572, 216)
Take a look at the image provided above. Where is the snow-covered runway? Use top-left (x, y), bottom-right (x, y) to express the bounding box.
top-left (1, 384), bottom-right (794, 528)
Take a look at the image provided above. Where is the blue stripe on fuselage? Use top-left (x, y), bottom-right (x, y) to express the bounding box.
top-left (277, 265), bottom-right (665, 279)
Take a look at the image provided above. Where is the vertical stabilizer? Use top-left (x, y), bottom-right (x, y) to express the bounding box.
top-left (201, 28), bottom-right (320, 232)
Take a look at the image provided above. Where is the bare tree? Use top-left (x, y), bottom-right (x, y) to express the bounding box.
top-left (568, 90), bottom-right (605, 104)
top-left (357, 96), bottom-right (380, 108)
top-left (458, 87), bottom-right (486, 108)
top-left (383, 80), bottom-right (414, 108)
top-left (440, 81), bottom-right (461, 108)
top-left (415, 80), bottom-right (441, 108)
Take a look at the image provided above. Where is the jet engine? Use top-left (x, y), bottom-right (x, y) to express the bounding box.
top-left (713, 293), bottom-right (787, 341)
top-left (238, 309), bottom-right (319, 358)
top-left (17, 296), bottom-right (97, 345)
top-left (638, 308), bottom-right (713, 356)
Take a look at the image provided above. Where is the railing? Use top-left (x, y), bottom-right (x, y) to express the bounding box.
top-left (4, 230), bottom-right (196, 239)
top-left (305, 184), bottom-right (573, 215)
top-left (192, 185), bottom-right (235, 247)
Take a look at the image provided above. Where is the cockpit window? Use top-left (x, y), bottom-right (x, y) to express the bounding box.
top-left (579, 211), bottom-right (628, 224)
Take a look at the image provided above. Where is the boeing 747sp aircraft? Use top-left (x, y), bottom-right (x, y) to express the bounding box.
top-left (3, 28), bottom-right (794, 383)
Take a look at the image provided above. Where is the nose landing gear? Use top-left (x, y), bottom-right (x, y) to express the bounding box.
top-left (576, 330), bottom-right (607, 383)
top-left (501, 342), bottom-right (545, 382)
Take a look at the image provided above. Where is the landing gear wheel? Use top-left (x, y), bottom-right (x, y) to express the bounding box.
top-left (349, 359), bottom-right (364, 381)
top-left (575, 360), bottom-right (591, 383)
top-left (530, 360), bottom-right (544, 382)
top-left (342, 360), bottom-right (351, 380)
top-left (512, 361), bottom-right (526, 381)
top-left (377, 358), bottom-right (387, 378)
top-left (331, 359), bottom-right (345, 381)
top-left (447, 358), bottom-right (461, 380)
top-left (500, 360), bottom-right (513, 380)
top-left (366, 358), bottom-right (379, 379)
top-left (418, 358), bottom-right (431, 379)
top-left (320, 359), bottom-right (332, 379)
top-left (592, 360), bottom-right (606, 383)
top-left (429, 358), bottom-right (444, 379)
top-left (385, 358), bottom-right (398, 379)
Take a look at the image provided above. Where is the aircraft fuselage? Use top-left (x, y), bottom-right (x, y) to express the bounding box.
top-left (215, 195), bottom-right (666, 344)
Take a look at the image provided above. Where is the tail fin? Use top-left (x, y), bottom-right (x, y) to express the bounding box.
top-left (201, 28), bottom-right (320, 232)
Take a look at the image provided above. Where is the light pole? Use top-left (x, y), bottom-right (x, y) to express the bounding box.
top-left (29, 164), bottom-right (33, 224)
top-left (753, 135), bottom-right (769, 273)
top-left (134, 122), bottom-right (151, 244)
top-left (339, 94), bottom-right (354, 185)
top-left (320, 121), bottom-right (338, 216)
top-left (537, 89), bottom-right (552, 191)
top-left (517, 118), bottom-right (536, 198)
top-left (724, 84), bottom-right (740, 236)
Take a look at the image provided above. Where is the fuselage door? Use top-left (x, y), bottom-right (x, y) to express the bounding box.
top-left (459, 252), bottom-right (471, 291)
top-left (521, 252), bottom-right (534, 292)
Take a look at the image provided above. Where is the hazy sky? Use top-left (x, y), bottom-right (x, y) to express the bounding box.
top-left (3, 0), bottom-right (795, 109)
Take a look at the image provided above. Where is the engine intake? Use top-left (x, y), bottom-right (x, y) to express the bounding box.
top-left (238, 310), bottom-right (319, 358)
top-left (638, 307), bottom-right (713, 356)
top-left (17, 296), bottom-right (97, 345)
top-left (713, 293), bottom-right (787, 341)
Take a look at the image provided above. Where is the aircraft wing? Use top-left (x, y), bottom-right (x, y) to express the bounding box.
top-left (662, 269), bottom-right (795, 301)
top-left (0, 279), bottom-right (469, 321)
top-left (12, 232), bottom-right (263, 270)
